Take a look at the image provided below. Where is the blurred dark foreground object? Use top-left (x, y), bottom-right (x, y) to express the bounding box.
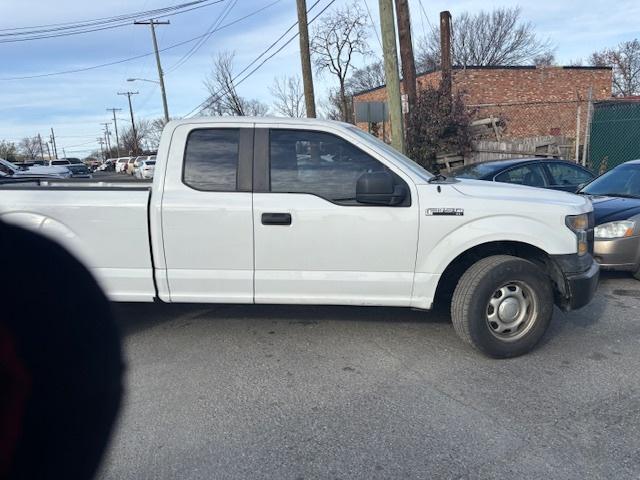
top-left (0, 219), bottom-right (123, 480)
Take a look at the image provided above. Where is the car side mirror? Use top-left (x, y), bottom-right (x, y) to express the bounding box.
top-left (356, 171), bottom-right (407, 206)
top-left (575, 182), bottom-right (587, 193)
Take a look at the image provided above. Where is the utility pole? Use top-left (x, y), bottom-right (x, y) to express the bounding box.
top-left (378, 0), bottom-right (405, 153)
top-left (118, 91), bottom-right (139, 154)
top-left (134, 19), bottom-right (170, 122)
top-left (97, 138), bottom-right (105, 161)
top-left (101, 122), bottom-right (112, 153)
top-left (106, 108), bottom-right (122, 157)
top-left (50, 127), bottom-right (59, 159)
top-left (37, 133), bottom-right (44, 161)
top-left (440, 11), bottom-right (452, 99)
top-left (395, 0), bottom-right (417, 118)
top-left (295, 0), bottom-right (316, 118)
top-left (45, 142), bottom-right (52, 160)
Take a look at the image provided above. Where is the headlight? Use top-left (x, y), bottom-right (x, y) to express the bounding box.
top-left (594, 220), bottom-right (635, 239)
top-left (566, 213), bottom-right (591, 256)
top-left (566, 214), bottom-right (589, 232)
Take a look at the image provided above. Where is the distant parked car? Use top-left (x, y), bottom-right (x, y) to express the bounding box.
top-left (45, 158), bottom-right (92, 178)
top-left (134, 157), bottom-right (156, 179)
top-left (451, 158), bottom-right (595, 192)
top-left (0, 158), bottom-right (71, 179)
top-left (578, 159), bottom-right (640, 279)
top-left (126, 157), bottom-right (139, 175)
top-left (115, 157), bottom-right (130, 173)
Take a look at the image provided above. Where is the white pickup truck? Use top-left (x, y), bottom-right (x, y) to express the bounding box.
top-left (0, 117), bottom-right (599, 357)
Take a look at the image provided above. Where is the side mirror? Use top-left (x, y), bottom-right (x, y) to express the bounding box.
top-left (356, 171), bottom-right (407, 206)
top-left (575, 182), bottom-right (586, 193)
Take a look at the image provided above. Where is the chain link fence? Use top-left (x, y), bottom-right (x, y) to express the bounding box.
top-left (588, 99), bottom-right (640, 174)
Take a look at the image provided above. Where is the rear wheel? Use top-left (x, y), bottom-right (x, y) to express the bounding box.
top-left (451, 255), bottom-right (554, 358)
top-left (633, 265), bottom-right (640, 281)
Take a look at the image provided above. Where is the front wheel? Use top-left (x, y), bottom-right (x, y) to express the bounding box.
top-left (451, 255), bottom-right (554, 358)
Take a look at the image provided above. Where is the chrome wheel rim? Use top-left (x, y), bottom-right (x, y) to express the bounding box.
top-left (486, 281), bottom-right (538, 341)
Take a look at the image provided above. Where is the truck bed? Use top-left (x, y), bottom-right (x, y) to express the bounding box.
top-left (0, 180), bottom-right (156, 301)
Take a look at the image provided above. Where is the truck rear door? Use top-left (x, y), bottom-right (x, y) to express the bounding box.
top-left (159, 122), bottom-right (254, 302)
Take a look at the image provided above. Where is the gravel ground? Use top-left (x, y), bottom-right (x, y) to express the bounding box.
top-left (98, 272), bottom-right (640, 480)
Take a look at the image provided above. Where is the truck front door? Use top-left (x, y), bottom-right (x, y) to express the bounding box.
top-left (252, 126), bottom-right (419, 306)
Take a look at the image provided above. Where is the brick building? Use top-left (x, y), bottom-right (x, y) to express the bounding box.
top-left (353, 66), bottom-right (612, 142)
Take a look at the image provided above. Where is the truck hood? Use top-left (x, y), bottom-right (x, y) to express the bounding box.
top-left (450, 179), bottom-right (590, 209)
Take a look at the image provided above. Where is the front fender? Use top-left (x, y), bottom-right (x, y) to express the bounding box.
top-left (417, 214), bottom-right (578, 275)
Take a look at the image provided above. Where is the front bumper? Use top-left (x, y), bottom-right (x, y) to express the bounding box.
top-left (594, 235), bottom-right (640, 271)
top-left (551, 254), bottom-right (600, 311)
top-left (564, 261), bottom-right (600, 310)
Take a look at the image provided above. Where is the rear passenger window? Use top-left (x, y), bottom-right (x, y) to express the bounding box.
top-left (183, 129), bottom-right (239, 191)
top-left (495, 164), bottom-right (547, 187)
top-left (546, 163), bottom-right (593, 186)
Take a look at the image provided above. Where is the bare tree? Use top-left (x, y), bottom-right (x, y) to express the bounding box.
top-left (204, 51), bottom-right (269, 116)
top-left (416, 7), bottom-right (553, 70)
top-left (19, 136), bottom-right (40, 160)
top-left (534, 52), bottom-right (556, 67)
top-left (346, 60), bottom-right (386, 93)
top-left (147, 117), bottom-right (174, 149)
top-left (590, 39), bottom-right (640, 96)
top-left (270, 75), bottom-right (305, 117)
top-left (310, 1), bottom-right (372, 122)
top-left (120, 120), bottom-right (151, 155)
top-left (318, 89), bottom-right (343, 121)
top-left (0, 140), bottom-right (17, 161)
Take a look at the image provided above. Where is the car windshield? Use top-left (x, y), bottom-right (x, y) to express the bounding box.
top-left (0, 158), bottom-right (18, 174)
top-left (581, 163), bottom-right (640, 198)
top-left (451, 163), bottom-right (502, 179)
top-left (146, 161), bottom-right (156, 165)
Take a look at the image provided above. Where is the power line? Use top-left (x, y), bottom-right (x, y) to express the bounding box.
top-left (362, 0), bottom-right (382, 49)
top-left (0, 0), bottom-right (224, 43)
top-left (185, 0), bottom-right (335, 117)
top-left (165, 0), bottom-right (237, 73)
top-left (168, 0), bottom-right (236, 71)
top-left (0, 0), bottom-right (204, 32)
top-left (0, 3), bottom-right (282, 81)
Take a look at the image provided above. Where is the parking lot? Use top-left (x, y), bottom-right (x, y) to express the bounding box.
top-left (97, 272), bottom-right (640, 480)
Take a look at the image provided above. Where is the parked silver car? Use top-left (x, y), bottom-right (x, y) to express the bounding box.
top-left (0, 158), bottom-right (71, 179)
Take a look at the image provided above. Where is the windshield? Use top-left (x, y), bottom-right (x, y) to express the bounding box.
top-left (0, 158), bottom-right (18, 175)
top-left (146, 161), bottom-right (156, 166)
top-left (347, 126), bottom-right (433, 181)
top-left (451, 162), bottom-right (501, 179)
top-left (581, 163), bottom-right (640, 198)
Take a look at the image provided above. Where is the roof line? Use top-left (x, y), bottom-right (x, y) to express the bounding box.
top-left (352, 64), bottom-right (613, 98)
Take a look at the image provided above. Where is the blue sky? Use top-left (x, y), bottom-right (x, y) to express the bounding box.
top-left (1, 0), bottom-right (638, 157)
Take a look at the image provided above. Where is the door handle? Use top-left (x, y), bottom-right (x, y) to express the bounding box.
top-left (261, 212), bottom-right (292, 225)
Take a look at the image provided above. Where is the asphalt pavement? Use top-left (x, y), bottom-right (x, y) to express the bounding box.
top-left (97, 272), bottom-right (640, 480)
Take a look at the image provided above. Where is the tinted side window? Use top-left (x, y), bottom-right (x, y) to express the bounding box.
top-left (269, 129), bottom-right (403, 205)
top-left (546, 163), bottom-right (593, 186)
top-left (183, 129), bottom-right (239, 191)
top-left (495, 164), bottom-right (547, 187)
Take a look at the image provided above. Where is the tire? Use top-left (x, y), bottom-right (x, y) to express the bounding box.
top-left (451, 255), bottom-right (553, 358)
top-left (633, 266), bottom-right (640, 281)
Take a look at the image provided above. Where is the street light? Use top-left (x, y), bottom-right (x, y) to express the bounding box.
top-left (126, 77), bottom-right (168, 122)
top-left (127, 77), bottom-right (160, 85)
